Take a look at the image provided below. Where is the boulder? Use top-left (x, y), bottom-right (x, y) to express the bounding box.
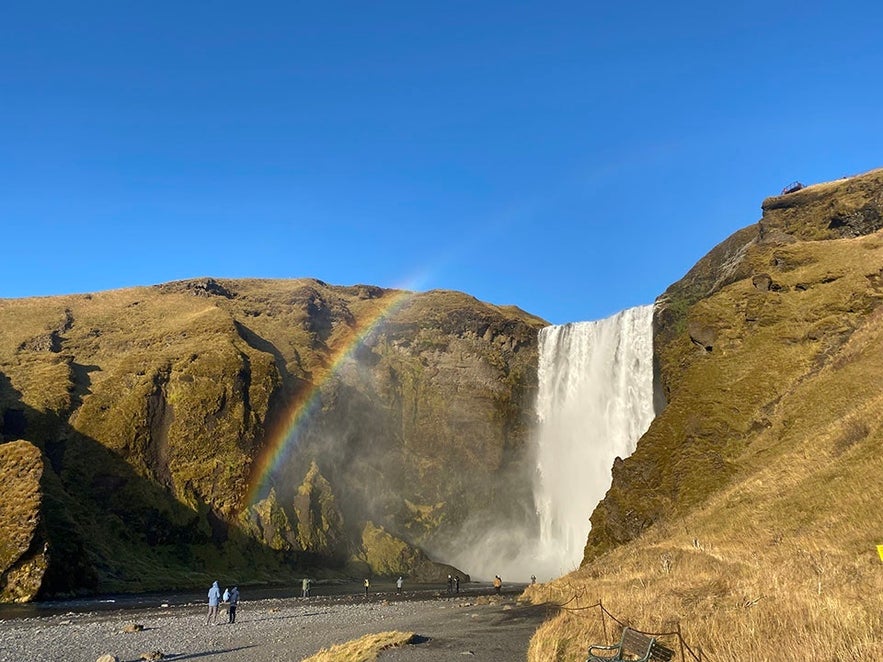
top-left (0, 441), bottom-right (48, 602)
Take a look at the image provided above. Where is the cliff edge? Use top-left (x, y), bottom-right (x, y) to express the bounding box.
top-left (584, 167), bottom-right (883, 560)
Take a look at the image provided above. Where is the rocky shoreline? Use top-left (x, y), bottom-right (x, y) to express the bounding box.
top-left (0, 587), bottom-right (551, 661)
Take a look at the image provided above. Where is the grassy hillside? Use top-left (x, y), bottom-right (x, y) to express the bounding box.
top-left (0, 279), bottom-right (545, 599)
top-left (524, 170), bottom-right (883, 659)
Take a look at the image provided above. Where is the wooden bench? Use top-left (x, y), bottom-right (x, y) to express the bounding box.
top-left (586, 627), bottom-right (675, 662)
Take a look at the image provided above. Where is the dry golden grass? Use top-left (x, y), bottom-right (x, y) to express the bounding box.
top-left (301, 630), bottom-right (415, 662)
top-left (527, 474), bottom-right (883, 661)
top-left (529, 525), bottom-right (883, 660)
top-left (772, 166), bottom-right (883, 198)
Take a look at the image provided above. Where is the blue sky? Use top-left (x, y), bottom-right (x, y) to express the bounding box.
top-left (2, 2), bottom-right (882, 324)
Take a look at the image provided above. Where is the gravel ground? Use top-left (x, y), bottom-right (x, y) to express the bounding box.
top-left (0, 589), bottom-right (552, 662)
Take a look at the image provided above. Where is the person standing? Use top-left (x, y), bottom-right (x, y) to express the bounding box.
top-left (227, 586), bottom-right (240, 624)
top-left (364, 578), bottom-right (370, 596)
top-left (493, 575), bottom-right (502, 595)
top-left (302, 577), bottom-right (311, 598)
top-left (447, 574), bottom-right (453, 593)
top-left (206, 581), bottom-right (221, 625)
top-left (396, 576), bottom-right (403, 594)
top-left (454, 575), bottom-right (460, 593)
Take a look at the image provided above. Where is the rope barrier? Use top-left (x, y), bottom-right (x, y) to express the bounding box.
top-left (546, 594), bottom-right (708, 661)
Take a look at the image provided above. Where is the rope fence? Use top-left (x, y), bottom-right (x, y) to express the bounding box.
top-left (547, 587), bottom-right (707, 661)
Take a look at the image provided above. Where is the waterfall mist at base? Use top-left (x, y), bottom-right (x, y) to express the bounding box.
top-left (439, 305), bottom-right (656, 582)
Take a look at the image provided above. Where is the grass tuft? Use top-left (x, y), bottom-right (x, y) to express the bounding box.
top-left (301, 630), bottom-right (416, 662)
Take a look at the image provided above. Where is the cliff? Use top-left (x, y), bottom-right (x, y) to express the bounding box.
top-left (0, 281), bottom-right (544, 600)
top-left (584, 167), bottom-right (883, 559)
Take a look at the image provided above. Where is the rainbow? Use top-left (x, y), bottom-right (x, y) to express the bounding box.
top-left (243, 286), bottom-right (416, 507)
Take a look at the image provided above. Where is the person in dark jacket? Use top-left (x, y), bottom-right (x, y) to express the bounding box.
top-left (227, 586), bottom-right (240, 624)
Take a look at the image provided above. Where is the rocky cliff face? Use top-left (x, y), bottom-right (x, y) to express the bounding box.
top-left (0, 441), bottom-right (48, 601)
top-left (584, 168), bottom-right (883, 560)
top-left (0, 281), bottom-right (544, 600)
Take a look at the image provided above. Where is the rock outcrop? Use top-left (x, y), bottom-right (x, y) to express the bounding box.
top-left (0, 440), bottom-right (47, 601)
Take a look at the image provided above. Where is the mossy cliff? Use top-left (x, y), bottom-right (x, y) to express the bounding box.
top-left (0, 441), bottom-right (49, 601)
top-left (584, 167), bottom-right (883, 560)
top-left (0, 282), bottom-right (544, 600)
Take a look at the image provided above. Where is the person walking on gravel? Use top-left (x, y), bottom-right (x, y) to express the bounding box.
top-left (227, 586), bottom-right (240, 624)
top-left (206, 581), bottom-right (221, 625)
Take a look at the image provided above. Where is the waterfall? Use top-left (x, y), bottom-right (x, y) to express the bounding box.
top-left (531, 305), bottom-right (656, 579)
top-left (439, 305), bottom-right (656, 582)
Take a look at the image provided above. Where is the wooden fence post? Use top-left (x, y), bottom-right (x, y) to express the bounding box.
top-left (599, 599), bottom-right (608, 643)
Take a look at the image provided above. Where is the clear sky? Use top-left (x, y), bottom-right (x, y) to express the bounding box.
top-left (2, 2), bottom-right (882, 324)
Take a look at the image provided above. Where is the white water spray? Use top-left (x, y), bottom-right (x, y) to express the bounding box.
top-left (531, 305), bottom-right (656, 579)
top-left (440, 305), bottom-right (656, 582)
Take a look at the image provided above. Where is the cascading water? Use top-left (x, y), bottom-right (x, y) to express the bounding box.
top-left (531, 305), bottom-right (656, 579)
top-left (440, 305), bottom-right (656, 581)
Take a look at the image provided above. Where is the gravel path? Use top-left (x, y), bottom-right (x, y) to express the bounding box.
top-left (0, 590), bottom-right (552, 662)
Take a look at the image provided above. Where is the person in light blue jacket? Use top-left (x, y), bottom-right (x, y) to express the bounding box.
top-left (206, 581), bottom-right (221, 625)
